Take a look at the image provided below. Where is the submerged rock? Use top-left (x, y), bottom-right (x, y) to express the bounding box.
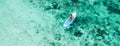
top-left (52, 2), bottom-right (60, 9)
top-left (74, 31), bottom-right (83, 37)
top-left (71, 0), bottom-right (79, 3)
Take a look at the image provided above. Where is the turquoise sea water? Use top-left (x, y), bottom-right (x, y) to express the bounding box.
top-left (0, 0), bottom-right (120, 46)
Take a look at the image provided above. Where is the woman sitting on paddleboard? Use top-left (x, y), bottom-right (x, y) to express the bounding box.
top-left (63, 12), bottom-right (77, 27)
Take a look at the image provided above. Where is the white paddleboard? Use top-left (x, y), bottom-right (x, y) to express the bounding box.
top-left (63, 12), bottom-right (77, 27)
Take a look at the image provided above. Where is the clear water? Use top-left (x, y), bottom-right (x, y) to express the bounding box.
top-left (0, 0), bottom-right (120, 46)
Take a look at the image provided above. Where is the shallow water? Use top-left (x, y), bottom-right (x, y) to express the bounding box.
top-left (0, 0), bottom-right (120, 46)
